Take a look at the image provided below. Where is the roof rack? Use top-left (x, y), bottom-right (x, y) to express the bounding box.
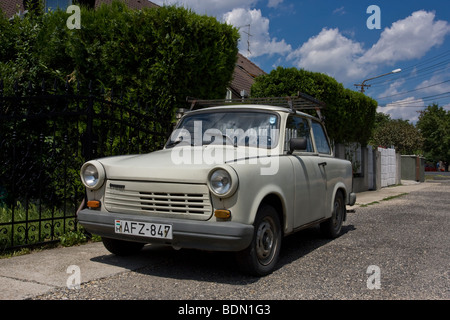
top-left (186, 92), bottom-right (326, 120)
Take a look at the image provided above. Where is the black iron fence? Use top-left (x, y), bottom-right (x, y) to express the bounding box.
top-left (0, 80), bottom-right (171, 251)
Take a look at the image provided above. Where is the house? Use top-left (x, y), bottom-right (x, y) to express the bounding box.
top-left (0, 0), bottom-right (159, 18)
top-left (227, 53), bottom-right (266, 100)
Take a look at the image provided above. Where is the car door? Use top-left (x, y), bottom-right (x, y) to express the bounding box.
top-left (285, 115), bottom-right (327, 228)
top-left (309, 119), bottom-right (333, 216)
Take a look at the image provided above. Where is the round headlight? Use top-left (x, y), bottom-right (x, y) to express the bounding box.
top-left (208, 167), bottom-right (238, 198)
top-left (81, 161), bottom-right (105, 190)
top-left (83, 165), bottom-right (99, 187)
top-left (210, 169), bottom-right (231, 195)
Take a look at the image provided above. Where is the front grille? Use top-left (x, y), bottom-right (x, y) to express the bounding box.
top-left (104, 180), bottom-right (212, 220)
top-left (139, 192), bottom-right (209, 214)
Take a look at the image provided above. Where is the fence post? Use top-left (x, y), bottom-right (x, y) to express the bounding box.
top-left (83, 81), bottom-right (94, 161)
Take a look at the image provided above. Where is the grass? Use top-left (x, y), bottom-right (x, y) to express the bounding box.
top-left (359, 193), bottom-right (409, 207)
top-left (0, 201), bottom-right (101, 258)
top-left (425, 174), bottom-right (450, 180)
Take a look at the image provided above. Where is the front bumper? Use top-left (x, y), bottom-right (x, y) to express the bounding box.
top-left (78, 209), bottom-right (254, 252)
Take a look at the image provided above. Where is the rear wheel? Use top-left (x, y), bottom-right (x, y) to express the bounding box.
top-left (236, 204), bottom-right (282, 276)
top-left (320, 191), bottom-right (345, 238)
top-left (102, 237), bottom-right (144, 256)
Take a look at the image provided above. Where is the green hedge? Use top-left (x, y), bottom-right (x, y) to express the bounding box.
top-left (0, 0), bottom-right (239, 117)
top-left (251, 67), bottom-right (378, 145)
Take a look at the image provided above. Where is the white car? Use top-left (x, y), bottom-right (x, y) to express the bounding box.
top-left (78, 96), bottom-right (356, 276)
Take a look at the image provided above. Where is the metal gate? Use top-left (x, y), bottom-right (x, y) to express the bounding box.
top-left (0, 80), bottom-right (170, 250)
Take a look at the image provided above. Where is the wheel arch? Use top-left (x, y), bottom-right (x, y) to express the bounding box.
top-left (330, 186), bottom-right (347, 221)
top-left (260, 193), bottom-right (286, 237)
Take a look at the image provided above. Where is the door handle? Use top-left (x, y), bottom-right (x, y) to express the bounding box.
top-left (318, 162), bottom-right (327, 167)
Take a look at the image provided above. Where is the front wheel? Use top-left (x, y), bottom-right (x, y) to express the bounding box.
top-left (320, 191), bottom-right (345, 238)
top-left (236, 204), bottom-right (282, 276)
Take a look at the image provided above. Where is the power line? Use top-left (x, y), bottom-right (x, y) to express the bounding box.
top-left (370, 59), bottom-right (450, 87)
top-left (379, 91), bottom-right (450, 107)
top-left (368, 50), bottom-right (450, 87)
top-left (377, 79), bottom-right (450, 100)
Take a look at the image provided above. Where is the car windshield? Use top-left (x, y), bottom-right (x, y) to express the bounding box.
top-left (166, 111), bottom-right (280, 149)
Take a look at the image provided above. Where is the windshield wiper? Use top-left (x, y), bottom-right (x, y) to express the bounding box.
top-left (166, 139), bottom-right (193, 148)
top-left (203, 134), bottom-right (237, 147)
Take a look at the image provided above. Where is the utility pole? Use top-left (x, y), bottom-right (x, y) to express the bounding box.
top-left (355, 69), bottom-right (402, 93)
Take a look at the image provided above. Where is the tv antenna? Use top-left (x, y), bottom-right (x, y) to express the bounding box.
top-left (239, 24), bottom-right (252, 55)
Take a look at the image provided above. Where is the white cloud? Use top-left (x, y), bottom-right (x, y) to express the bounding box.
top-left (151, 0), bottom-right (257, 17)
top-left (152, 1), bottom-right (291, 58)
top-left (359, 10), bottom-right (450, 65)
top-left (287, 28), bottom-right (369, 82)
top-left (415, 73), bottom-right (450, 95)
top-left (224, 8), bottom-right (291, 58)
top-left (287, 10), bottom-right (450, 84)
top-left (378, 97), bottom-right (424, 123)
top-left (333, 7), bottom-right (346, 16)
top-left (267, 0), bottom-right (283, 8)
top-left (377, 79), bottom-right (406, 100)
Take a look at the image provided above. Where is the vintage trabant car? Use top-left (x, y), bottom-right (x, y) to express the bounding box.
top-left (78, 95), bottom-right (356, 276)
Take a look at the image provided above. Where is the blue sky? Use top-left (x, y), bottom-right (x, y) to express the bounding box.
top-left (152, 0), bottom-right (450, 122)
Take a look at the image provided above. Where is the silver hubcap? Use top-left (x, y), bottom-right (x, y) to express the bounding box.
top-left (333, 198), bottom-right (343, 229)
top-left (256, 217), bottom-right (277, 265)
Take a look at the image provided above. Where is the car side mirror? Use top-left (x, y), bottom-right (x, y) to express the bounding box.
top-left (289, 137), bottom-right (307, 154)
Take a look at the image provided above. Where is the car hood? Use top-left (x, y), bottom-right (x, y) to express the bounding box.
top-left (96, 146), bottom-right (273, 183)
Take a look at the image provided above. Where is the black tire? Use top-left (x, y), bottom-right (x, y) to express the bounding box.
top-left (320, 191), bottom-right (345, 238)
top-left (236, 204), bottom-right (282, 276)
top-left (102, 237), bottom-right (145, 256)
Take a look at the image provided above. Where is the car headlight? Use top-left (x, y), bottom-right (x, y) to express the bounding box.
top-left (80, 161), bottom-right (105, 190)
top-left (207, 167), bottom-right (238, 198)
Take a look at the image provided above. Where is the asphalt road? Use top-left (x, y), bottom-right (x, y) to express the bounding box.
top-left (31, 180), bottom-right (449, 302)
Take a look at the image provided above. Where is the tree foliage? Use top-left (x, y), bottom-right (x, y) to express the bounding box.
top-left (417, 104), bottom-right (450, 168)
top-left (0, 1), bottom-right (240, 116)
top-left (0, 1), bottom-right (239, 210)
top-left (251, 67), bottom-right (378, 145)
top-left (370, 115), bottom-right (424, 154)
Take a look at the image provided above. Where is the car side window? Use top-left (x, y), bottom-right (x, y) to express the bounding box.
top-left (285, 116), bottom-right (313, 153)
top-left (311, 121), bottom-right (331, 154)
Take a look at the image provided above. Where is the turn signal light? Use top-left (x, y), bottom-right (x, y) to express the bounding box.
top-left (214, 209), bottom-right (231, 219)
top-left (87, 200), bottom-right (101, 208)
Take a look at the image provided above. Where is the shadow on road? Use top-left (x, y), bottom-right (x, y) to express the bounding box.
top-left (90, 224), bottom-right (356, 285)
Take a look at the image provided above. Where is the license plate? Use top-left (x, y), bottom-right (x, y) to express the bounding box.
top-left (115, 220), bottom-right (173, 240)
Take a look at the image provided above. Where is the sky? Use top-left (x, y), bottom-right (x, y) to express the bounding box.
top-left (151, 0), bottom-right (450, 123)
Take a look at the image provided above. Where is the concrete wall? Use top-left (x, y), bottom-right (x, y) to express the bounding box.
top-left (401, 155), bottom-right (425, 182)
top-left (334, 144), bottom-right (402, 192)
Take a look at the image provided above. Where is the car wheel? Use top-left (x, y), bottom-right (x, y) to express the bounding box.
top-left (236, 204), bottom-right (282, 276)
top-left (102, 237), bottom-right (145, 256)
top-left (320, 191), bottom-right (345, 238)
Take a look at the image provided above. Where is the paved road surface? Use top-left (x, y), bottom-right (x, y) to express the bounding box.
top-left (0, 180), bottom-right (448, 303)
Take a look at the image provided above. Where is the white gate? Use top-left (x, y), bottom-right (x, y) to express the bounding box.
top-left (378, 147), bottom-right (396, 187)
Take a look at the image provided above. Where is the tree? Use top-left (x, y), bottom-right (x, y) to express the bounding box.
top-left (0, 1), bottom-right (240, 117)
top-left (370, 117), bottom-right (424, 155)
top-left (417, 104), bottom-right (450, 171)
top-left (251, 67), bottom-right (378, 145)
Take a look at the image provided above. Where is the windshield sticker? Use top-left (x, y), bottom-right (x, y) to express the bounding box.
top-left (269, 116), bottom-right (276, 125)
